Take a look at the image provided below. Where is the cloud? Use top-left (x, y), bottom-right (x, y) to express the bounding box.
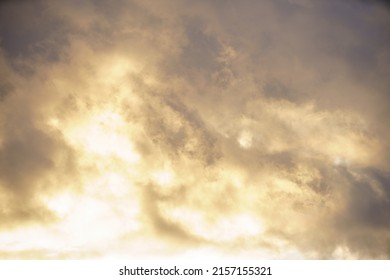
top-left (0, 0), bottom-right (389, 259)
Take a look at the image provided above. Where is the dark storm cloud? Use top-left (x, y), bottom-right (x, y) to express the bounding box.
top-left (329, 166), bottom-right (390, 258)
top-left (337, 166), bottom-right (390, 229)
top-left (0, 0), bottom-right (68, 62)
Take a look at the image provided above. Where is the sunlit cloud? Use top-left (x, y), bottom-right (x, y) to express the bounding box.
top-left (0, 0), bottom-right (389, 259)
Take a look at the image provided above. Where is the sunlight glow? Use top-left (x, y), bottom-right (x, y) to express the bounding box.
top-left (67, 110), bottom-right (140, 163)
top-left (152, 170), bottom-right (174, 186)
top-left (45, 192), bottom-right (76, 218)
top-left (162, 206), bottom-right (264, 243)
top-left (238, 131), bottom-right (253, 149)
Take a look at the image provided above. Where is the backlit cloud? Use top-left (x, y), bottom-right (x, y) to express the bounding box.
top-left (0, 0), bottom-right (389, 259)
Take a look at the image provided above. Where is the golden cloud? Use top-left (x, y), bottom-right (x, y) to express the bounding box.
top-left (0, 0), bottom-right (389, 259)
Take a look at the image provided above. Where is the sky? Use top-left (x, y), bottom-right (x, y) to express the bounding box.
top-left (0, 0), bottom-right (389, 259)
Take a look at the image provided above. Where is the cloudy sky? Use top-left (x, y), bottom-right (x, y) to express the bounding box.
top-left (0, 0), bottom-right (389, 259)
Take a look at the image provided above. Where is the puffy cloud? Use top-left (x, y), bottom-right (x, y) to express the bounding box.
top-left (0, 0), bottom-right (389, 259)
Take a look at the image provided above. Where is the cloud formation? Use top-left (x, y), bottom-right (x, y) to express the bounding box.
top-left (0, 0), bottom-right (389, 259)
